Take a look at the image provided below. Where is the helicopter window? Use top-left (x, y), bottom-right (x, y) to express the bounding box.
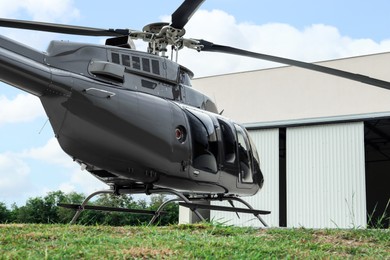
top-left (218, 120), bottom-right (236, 164)
top-left (248, 133), bottom-right (260, 167)
top-left (185, 109), bottom-right (219, 173)
top-left (248, 131), bottom-right (262, 183)
top-left (235, 124), bottom-right (254, 183)
top-left (179, 71), bottom-right (191, 86)
top-left (122, 54), bottom-right (131, 67)
top-left (142, 58), bottom-right (151, 72)
top-left (151, 59), bottom-right (160, 75)
top-left (111, 52), bottom-right (120, 64)
top-left (132, 56), bottom-right (141, 70)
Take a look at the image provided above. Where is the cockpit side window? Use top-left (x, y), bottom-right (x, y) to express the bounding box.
top-left (235, 124), bottom-right (254, 183)
top-left (218, 119), bottom-right (236, 164)
top-left (179, 71), bottom-right (192, 86)
top-left (185, 109), bottom-right (218, 173)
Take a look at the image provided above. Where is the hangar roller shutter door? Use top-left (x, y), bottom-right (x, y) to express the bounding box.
top-left (210, 128), bottom-right (280, 227)
top-left (286, 122), bottom-right (366, 228)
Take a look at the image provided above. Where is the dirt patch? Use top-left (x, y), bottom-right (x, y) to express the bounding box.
top-left (117, 247), bottom-right (176, 259)
top-left (313, 230), bottom-right (374, 248)
top-left (16, 232), bottom-right (57, 241)
top-left (109, 226), bottom-right (139, 237)
top-left (255, 228), bottom-right (274, 241)
top-left (0, 224), bottom-right (26, 228)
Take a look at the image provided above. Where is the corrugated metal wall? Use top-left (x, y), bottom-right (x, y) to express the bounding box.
top-left (210, 128), bottom-right (280, 227)
top-left (286, 122), bottom-right (366, 228)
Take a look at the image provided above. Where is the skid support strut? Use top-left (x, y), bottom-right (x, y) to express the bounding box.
top-left (220, 197), bottom-right (269, 227)
top-left (119, 188), bottom-right (205, 225)
top-left (179, 196), bottom-right (271, 227)
top-left (59, 187), bottom-right (205, 225)
top-left (68, 189), bottom-right (113, 224)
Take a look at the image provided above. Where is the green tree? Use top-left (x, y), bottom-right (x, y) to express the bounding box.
top-left (8, 190), bottom-right (179, 226)
top-left (14, 196), bottom-right (49, 223)
top-left (0, 202), bottom-right (11, 223)
top-left (12, 191), bottom-right (86, 224)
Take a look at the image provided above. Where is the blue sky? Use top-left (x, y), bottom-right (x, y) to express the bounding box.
top-left (1, 0), bottom-right (390, 207)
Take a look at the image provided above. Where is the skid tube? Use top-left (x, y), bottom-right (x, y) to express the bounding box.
top-left (58, 187), bottom-right (270, 227)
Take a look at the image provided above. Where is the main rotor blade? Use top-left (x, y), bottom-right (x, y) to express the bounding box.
top-left (0, 18), bottom-right (129, 37)
top-left (171, 0), bottom-right (205, 29)
top-left (198, 39), bottom-right (390, 91)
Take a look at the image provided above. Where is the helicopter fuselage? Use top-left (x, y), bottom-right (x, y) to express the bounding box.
top-left (0, 34), bottom-right (264, 197)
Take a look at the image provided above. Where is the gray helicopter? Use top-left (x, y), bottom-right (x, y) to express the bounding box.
top-left (1, 0), bottom-right (389, 226)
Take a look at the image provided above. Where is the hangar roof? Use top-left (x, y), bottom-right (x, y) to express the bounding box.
top-left (193, 52), bottom-right (390, 125)
top-left (244, 111), bottom-right (390, 129)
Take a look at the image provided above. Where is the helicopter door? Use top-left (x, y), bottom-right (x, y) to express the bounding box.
top-left (235, 124), bottom-right (254, 184)
top-left (185, 108), bottom-right (220, 182)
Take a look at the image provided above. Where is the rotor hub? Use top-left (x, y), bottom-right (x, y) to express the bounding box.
top-left (141, 22), bottom-right (189, 56)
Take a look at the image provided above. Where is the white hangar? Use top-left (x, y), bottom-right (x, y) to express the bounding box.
top-left (179, 52), bottom-right (390, 228)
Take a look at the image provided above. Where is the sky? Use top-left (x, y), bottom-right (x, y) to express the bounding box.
top-left (1, 0), bottom-right (390, 207)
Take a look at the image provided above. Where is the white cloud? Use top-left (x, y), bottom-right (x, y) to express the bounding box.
top-left (0, 139), bottom-right (107, 205)
top-left (69, 169), bottom-right (106, 193)
top-left (0, 0), bottom-right (79, 22)
top-left (0, 0), bottom-right (80, 51)
top-left (58, 182), bottom-right (76, 194)
top-left (0, 153), bottom-right (32, 199)
top-left (51, 168), bottom-right (107, 197)
top-left (0, 94), bottom-right (45, 125)
top-left (21, 138), bottom-right (107, 194)
top-left (172, 10), bottom-right (390, 77)
top-left (20, 137), bottom-right (73, 167)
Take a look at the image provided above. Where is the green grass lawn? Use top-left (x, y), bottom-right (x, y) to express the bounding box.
top-left (0, 223), bottom-right (389, 259)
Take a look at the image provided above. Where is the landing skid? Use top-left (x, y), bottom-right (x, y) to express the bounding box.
top-left (58, 187), bottom-right (270, 227)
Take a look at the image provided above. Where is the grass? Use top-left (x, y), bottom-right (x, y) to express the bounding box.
top-left (0, 223), bottom-right (389, 259)
top-left (368, 199), bottom-right (390, 229)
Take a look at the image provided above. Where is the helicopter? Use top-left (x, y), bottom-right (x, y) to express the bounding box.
top-left (1, 0), bottom-right (390, 226)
